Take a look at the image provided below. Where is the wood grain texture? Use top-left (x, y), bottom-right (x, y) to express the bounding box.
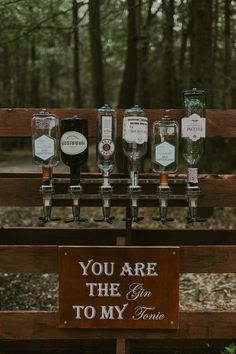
top-left (1, 174), bottom-right (236, 207)
top-left (1, 227), bottom-right (236, 246)
top-left (0, 311), bottom-right (235, 340)
top-left (0, 339), bottom-right (231, 351)
top-left (0, 245), bottom-right (236, 273)
top-left (0, 108), bottom-right (236, 137)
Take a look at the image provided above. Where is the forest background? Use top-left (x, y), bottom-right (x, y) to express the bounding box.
top-left (0, 0), bottom-right (236, 173)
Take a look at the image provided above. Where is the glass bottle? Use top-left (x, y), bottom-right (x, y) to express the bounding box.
top-left (152, 115), bottom-right (179, 175)
top-left (60, 116), bottom-right (88, 184)
top-left (97, 104), bottom-right (116, 177)
top-left (182, 88), bottom-right (206, 183)
top-left (122, 105), bottom-right (148, 161)
top-left (31, 108), bottom-right (60, 180)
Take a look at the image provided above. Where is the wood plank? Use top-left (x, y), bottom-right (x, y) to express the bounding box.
top-left (0, 227), bottom-right (120, 245)
top-left (0, 339), bottom-right (116, 351)
top-left (0, 246), bottom-right (58, 273)
top-left (0, 245), bottom-right (236, 273)
top-left (0, 311), bottom-right (235, 340)
top-left (1, 227), bottom-right (236, 246)
top-left (1, 108), bottom-right (236, 137)
top-left (0, 339), bottom-right (231, 351)
top-left (116, 339), bottom-right (130, 354)
top-left (1, 174), bottom-right (236, 207)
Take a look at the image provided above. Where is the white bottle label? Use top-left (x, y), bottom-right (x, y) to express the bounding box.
top-left (154, 141), bottom-right (175, 167)
top-left (60, 131), bottom-right (87, 155)
top-left (102, 116), bottom-right (112, 140)
top-left (98, 139), bottom-right (115, 157)
top-left (181, 113), bottom-right (206, 141)
top-left (188, 167), bottom-right (198, 184)
top-left (123, 116), bottom-right (148, 144)
top-left (34, 134), bottom-right (55, 161)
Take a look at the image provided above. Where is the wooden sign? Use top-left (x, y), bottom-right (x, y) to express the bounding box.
top-left (59, 246), bottom-right (179, 329)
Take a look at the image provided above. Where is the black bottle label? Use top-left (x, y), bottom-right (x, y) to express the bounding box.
top-left (60, 131), bottom-right (87, 155)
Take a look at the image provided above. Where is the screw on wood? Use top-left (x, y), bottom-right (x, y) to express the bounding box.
top-left (172, 251), bottom-right (176, 255)
top-left (170, 321), bottom-right (174, 326)
top-left (64, 320), bottom-right (68, 325)
top-left (64, 252), bottom-right (68, 256)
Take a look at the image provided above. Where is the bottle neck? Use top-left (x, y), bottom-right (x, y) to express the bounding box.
top-left (42, 166), bottom-right (52, 184)
top-left (160, 173), bottom-right (168, 186)
top-left (70, 166), bottom-right (80, 185)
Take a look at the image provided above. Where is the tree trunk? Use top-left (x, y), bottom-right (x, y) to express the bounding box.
top-left (30, 36), bottom-right (40, 107)
top-left (212, 0), bottom-right (219, 107)
top-left (137, 0), bottom-right (155, 108)
top-left (118, 0), bottom-right (138, 108)
top-left (190, 0), bottom-right (213, 104)
top-left (224, 0), bottom-right (232, 109)
top-left (178, 0), bottom-right (191, 98)
top-left (88, 0), bottom-right (104, 107)
top-left (162, 0), bottom-right (175, 107)
top-left (72, 0), bottom-right (82, 107)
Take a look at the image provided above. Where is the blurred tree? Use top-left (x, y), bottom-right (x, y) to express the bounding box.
top-left (190, 0), bottom-right (213, 104)
top-left (118, 0), bottom-right (138, 107)
top-left (224, 0), bottom-right (232, 109)
top-left (161, 0), bottom-right (176, 107)
top-left (88, 0), bottom-right (104, 106)
top-left (72, 0), bottom-right (82, 107)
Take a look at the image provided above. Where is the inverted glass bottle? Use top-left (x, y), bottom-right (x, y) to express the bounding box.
top-left (97, 104), bottom-right (116, 177)
top-left (182, 88), bottom-right (205, 167)
top-left (152, 115), bottom-right (179, 174)
top-left (31, 109), bottom-right (60, 180)
top-left (123, 105), bottom-right (148, 160)
top-left (60, 116), bottom-right (88, 184)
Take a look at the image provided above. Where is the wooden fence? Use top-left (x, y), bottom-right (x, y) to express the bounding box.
top-left (0, 108), bottom-right (236, 353)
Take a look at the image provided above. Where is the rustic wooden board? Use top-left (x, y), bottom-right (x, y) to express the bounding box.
top-left (1, 227), bottom-right (236, 246)
top-left (0, 311), bottom-right (235, 340)
top-left (58, 246), bottom-right (179, 329)
top-left (1, 174), bottom-right (236, 207)
top-left (0, 245), bottom-right (236, 273)
top-left (0, 108), bottom-right (236, 137)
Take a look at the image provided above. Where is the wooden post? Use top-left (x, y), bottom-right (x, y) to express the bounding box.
top-left (116, 338), bottom-right (131, 354)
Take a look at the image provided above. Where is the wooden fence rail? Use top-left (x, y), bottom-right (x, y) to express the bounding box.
top-left (0, 108), bottom-right (236, 353)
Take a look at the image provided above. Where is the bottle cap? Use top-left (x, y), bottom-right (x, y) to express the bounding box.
top-left (183, 88), bottom-right (205, 96)
top-left (124, 105), bottom-right (145, 116)
top-left (98, 104), bottom-right (115, 113)
top-left (33, 108), bottom-right (55, 119)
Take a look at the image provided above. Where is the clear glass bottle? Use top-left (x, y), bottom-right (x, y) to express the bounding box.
top-left (31, 109), bottom-right (60, 168)
top-left (97, 104), bottom-right (116, 176)
top-left (152, 115), bottom-right (179, 174)
top-left (182, 88), bottom-right (205, 167)
top-left (122, 105), bottom-right (148, 161)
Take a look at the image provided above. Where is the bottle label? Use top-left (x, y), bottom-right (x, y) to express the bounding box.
top-left (60, 131), bottom-right (87, 155)
top-left (98, 139), bottom-right (115, 157)
top-left (102, 116), bottom-right (112, 140)
top-left (187, 167), bottom-right (198, 184)
top-left (34, 134), bottom-right (55, 161)
top-left (154, 141), bottom-right (175, 167)
top-left (123, 116), bottom-right (148, 144)
top-left (181, 113), bottom-right (206, 141)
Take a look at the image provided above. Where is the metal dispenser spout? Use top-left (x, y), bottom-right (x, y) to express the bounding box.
top-left (153, 174), bottom-right (173, 224)
top-left (95, 172), bottom-right (114, 224)
top-left (65, 184), bottom-right (87, 223)
top-left (126, 165), bottom-right (143, 223)
top-left (185, 169), bottom-right (206, 223)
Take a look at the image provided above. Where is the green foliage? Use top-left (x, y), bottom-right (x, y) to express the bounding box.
top-left (0, 0), bottom-right (236, 108)
top-left (221, 343), bottom-right (236, 354)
